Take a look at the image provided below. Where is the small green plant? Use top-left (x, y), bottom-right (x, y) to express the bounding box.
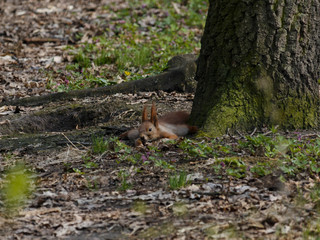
top-left (147, 145), bottom-right (161, 152)
top-left (310, 183), bottom-right (320, 202)
top-left (2, 152), bottom-right (14, 161)
top-left (86, 178), bottom-right (99, 191)
top-left (270, 125), bottom-right (278, 134)
top-left (278, 138), bottom-right (320, 177)
top-left (213, 142), bottom-right (233, 155)
top-left (154, 159), bottom-right (175, 170)
top-left (250, 162), bottom-right (272, 177)
top-left (120, 153), bottom-right (143, 164)
top-left (108, 137), bottom-right (132, 154)
top-left (92, 136), bottom-right (132, 155)
top-left (84, 161), bottom-right (98, 169)
top-left (82, 155), bottom-right (98, 169)
top-left (118, 170), bottom-right (132, 191)
top-left (294, 187), bottom-right (309, 207)
top-left (63, 162), bottom-right (73, 173)
top-left (1, 162), bottom-right (35, 215)
top-left (72, 168), bottom-right (85, 175)
top-left (92, 136), bottom-right (109, 154)
top-left (73, 50), bottom-right (91, 68)
top-left (238, 134), bottom-right (276, 156)
top-left (224, 158), bottom-right (247, 178)
top-left (213, 157), bottom-right (247, 179)
top-left (169, 171), bottom-right (190, 190)
top-left (178, 139), bottom-right (215, 158)
top-left (302, 218), bottom-right (320, 240)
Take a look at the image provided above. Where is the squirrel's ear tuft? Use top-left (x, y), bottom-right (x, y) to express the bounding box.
top-left (151, 102), bottom-right (159, 127)
top-left (142, 105), bottom-right (148, 122)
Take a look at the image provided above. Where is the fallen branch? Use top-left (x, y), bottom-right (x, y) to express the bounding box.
top-left (23, 37), bottom-right (63, 44)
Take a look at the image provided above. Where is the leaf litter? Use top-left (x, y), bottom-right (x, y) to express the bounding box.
top-left (1, 115), bottom-right (319, 239)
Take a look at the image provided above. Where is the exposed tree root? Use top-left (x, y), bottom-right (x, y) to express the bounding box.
top-left (0, 54), bottom-right (197, 107)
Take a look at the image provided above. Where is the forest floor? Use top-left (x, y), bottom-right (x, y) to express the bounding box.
top-left (0, 0), bottom-right (320, 239)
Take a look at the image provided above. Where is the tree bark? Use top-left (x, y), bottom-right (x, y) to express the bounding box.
top-left (190, 0), bottom-right (320, 136)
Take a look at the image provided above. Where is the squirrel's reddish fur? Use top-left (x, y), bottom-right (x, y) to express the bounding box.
top-left (120, 103), bottom-right (198, 146)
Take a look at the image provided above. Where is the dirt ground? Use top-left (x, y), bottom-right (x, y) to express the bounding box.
top-left (0, 0), bottom-right (319, 239)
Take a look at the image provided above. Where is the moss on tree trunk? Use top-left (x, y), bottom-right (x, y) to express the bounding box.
top-left (190, 0), bottom-right (320, 136)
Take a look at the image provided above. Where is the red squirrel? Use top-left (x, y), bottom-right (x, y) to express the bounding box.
top-left (120, 103), bottom-right (198, 146)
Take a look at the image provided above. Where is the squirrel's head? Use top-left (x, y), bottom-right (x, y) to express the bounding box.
top-left (138, 103), bottom-right (160, 142)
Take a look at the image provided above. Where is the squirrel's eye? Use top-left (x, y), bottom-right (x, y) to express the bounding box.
top-left (148, 128), bottom-right (152, 132)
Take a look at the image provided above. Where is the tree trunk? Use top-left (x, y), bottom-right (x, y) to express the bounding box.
top-left (190, 0), bottom-right (320, 136)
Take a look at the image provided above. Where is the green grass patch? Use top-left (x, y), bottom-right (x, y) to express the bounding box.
top-left (87, 131), bottom-right (320, 193)
top-left (118, 169), bottom-right (132, 191)
top-left (169, 171), bottom-right (190, 190)
top-left (48, 0), bottom-right (208, 91)
top-left (176, 133), bottom-right (320, 180)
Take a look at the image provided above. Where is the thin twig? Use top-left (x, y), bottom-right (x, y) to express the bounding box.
top-left (236, 130), bottom-right (245, 139)
top-left (263, 131), bottom-right (273, 136)
top-left (61, 133), bottom-right (79, 150)
top-left (250, 127), bottom-right (257, 136)
top-left (301, 133), bottom-right (320, 139)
